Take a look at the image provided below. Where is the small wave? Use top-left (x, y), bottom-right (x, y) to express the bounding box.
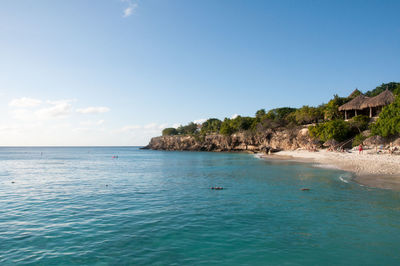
top-left (253, 153), bottom-right (264, 159)
top-left (312, 164), bottom-right (339, 170)
top-left (339, 173), bottom-right (354, 184)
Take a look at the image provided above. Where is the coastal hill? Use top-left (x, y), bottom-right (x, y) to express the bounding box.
top-left (144, 82), bottom-right (400, 152)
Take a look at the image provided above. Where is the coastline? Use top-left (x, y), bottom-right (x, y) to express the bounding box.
top-left (267, 149), bottom-right (400, 190)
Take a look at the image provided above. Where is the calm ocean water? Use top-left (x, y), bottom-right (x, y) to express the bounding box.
top-left (0, 147), bottom-right (400, 265)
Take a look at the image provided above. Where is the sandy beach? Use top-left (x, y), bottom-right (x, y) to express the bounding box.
top-left (271, 149), bottom-right (400, 190)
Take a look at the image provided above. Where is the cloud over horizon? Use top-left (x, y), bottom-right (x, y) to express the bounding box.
top-left (9, 97), bottom-right (42, 108)
top-left (76, 106), bottom-right (110, 114)
top-left (4, 96), bottom-right (169, 145)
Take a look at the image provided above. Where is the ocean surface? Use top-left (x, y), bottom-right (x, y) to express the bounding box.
top-left (1, 147), bottom-right (400, 265)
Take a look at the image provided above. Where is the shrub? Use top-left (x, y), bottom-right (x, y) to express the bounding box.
top-left (370, 95), bottom-right (400, 137)
top-left (162, 128), bottom-right (178, 136)
top-left (200, 118), bottom-right (222, 134)
top-left (177, 122), bottom-right (198, 135)
top-left (220, 119), bottom-right (235, 136)
top-left (294, 105), bottom-right (324, 124)
top-left (352, 134), bottom-right (366, 147)
top-left (349, 115), bottom-right (370, 133)
top-left (309, 119), bottom-right (351, 142)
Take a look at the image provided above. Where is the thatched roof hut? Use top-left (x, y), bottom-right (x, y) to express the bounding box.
top-left (338, 95), bottom-right (370, 111)
top-left (348, 89), bottom-right (362, 99)
top-left (360, 89), bottom-right (395, 109)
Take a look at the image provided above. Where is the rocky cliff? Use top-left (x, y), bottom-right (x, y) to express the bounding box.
top-left (143, 127), bottom-right (314, 152)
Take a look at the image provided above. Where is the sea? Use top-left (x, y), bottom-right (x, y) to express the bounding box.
top-left (1, 147), bottom-right (400, 265)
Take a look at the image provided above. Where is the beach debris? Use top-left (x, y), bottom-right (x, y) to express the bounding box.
top-left (211, 187), bottom-right (224, 190)
top-left (301, 188), bottom-right (310, 191)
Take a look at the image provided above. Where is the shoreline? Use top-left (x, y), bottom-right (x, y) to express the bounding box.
top-left (266, 149), bottom-right (400, 191)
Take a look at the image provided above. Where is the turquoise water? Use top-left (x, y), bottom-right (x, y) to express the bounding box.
top-left (1, 147), bottom-right (400, 265)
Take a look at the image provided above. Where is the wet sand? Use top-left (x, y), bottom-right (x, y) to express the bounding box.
top-left (268, 149), bottom-right (400, 190)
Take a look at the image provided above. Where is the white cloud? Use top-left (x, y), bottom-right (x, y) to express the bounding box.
top-left (0, 125), bottom-right (18, 132)
top-left (9, 97), bottom-right (42, 108)
top-left (144, 123), bottom-right (158, 129)
top-left (80, 120), bottom-right (105, 126)
top-left (36, 101), bottom-right (73, 119)
top-left (231, 114), bottom-right (239, 119)
top-left (76, 106), bottom-right (110, 114)
top-left (116, 122), bottom-right (176, 134)
top-left (158, 123), bottom-right (168, 129)
top-left (116, 125), bottom-right (142, 133)
top-left (193, 118), bottom-right (207, 125)
top-left (122, 0), bottom-right (138, 17)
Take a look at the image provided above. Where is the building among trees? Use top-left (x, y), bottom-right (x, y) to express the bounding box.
top-left (339, 89), bottom-right (395, 119)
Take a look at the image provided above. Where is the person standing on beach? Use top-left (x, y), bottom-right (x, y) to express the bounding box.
top-left (358, 144), bottom-right (363, 154)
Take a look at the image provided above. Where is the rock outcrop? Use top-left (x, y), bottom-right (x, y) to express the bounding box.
top-left (143, 127), bottom-right (315, 152)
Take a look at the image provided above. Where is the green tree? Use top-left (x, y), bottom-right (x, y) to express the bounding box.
top-left (370, 95), bottom-right (400, 137)
top-left (266, 107), bottom-right (297, 121)
top-left (255, 109), bottom-right (266, 119)
top-left (220, 118), bottom-right (235, 135)
top-left (200, 118), bottom-right (222, 134)
top-left (162, 128), bottom-right (178, 136)
top-left (365, 82), bottom-right (400, 97)
top-left (309, 119), bottom-right (351, 142)
top-left (177, 122), bottom-right (198, 135)
top-left (294, 105), bottom-right (324, 124)
top-left (348, 115), bottom-right (370, 133)
top-left (323, 94), bottom-right (348, 120)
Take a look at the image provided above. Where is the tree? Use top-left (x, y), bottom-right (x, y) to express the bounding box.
top-left (255, 109), bottom-right (266, 119)
top-left (348, 115), bottom-right (369, 133)
top-left (323, 94), bottom-right (348, 120)
top-left (177, 122), bottom-right (198, 135)
top-left (200, 118), bottom-right (222, 134)
top-left (162, 128), bottom-right (178, 136)
top-left (370, 95), bottom-right (400, 137)
top-left (220, 118), bottom-right (235, 135)
top-left (309, 119), bottom-right (351, 142)
top-left (365, 82), bottom-right (400, 97)
top-left (266, 107), bottom-right (297, 122)
top-left (293, 105), bottom-right (324, 124)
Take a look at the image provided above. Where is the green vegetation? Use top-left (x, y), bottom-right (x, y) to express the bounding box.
top-left (291, 105), bottom-right (324, 124)
top-left (323, 95), bottom-right (349, 120)
top-left (352, 134), bottom-right (366, 147)
top-left (309, 120), bottom-right (351, 142)
top-left (348, 115), bottom-right (370, 133)
top-left (161, 82), bottom-right (400, 143)
top-left (200, 118), bottom-right (222, 134)
top-left (177, 122), bottom-right (198, 135)
top-left (162, 128), bottom-right (178, 136)
top-left (265, 107), bottom-right (297, 121)
top-left (365, 82), bottom-right (400, 97)
top-left (219, 116), bottom-right (255, 136)
top-left (371, 95), bottom-right (400, 137)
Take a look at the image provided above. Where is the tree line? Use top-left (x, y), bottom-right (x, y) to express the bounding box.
top-left (162, 82), bottom-right (400, 145)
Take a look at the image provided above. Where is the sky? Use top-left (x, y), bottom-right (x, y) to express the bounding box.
top-left (0, 0), bottom-right (399, 146)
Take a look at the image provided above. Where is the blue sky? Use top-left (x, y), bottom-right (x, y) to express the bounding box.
top-left (0, 0), bottom-right (399, 145)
